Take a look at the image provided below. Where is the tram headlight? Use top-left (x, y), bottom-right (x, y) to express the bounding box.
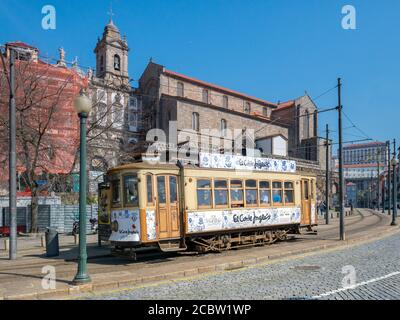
top-left (111, 220), bottom-right (119, 232)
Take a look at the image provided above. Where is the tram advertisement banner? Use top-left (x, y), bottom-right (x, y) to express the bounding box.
top-left (187, 207), bottom-right (301, 234)
top-left (109, 209), bottom-right (141, 242)
top-left (199, 152), bottom-right (296, 173)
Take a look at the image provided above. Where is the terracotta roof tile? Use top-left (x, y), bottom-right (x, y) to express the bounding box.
top-left (164, 69), bottom-right (277, 107)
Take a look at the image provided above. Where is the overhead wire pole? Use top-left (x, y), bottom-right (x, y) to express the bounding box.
top-left (325, 124), bottom-right (330, 225)
top-left (377, 150), bottom-right (380, 211)
top-left (9, 48), bottom-right (17, 260)
top-left (387, 140), bottom-right (391, 216)
top-left (337, 78), bottom-right (345, 240)
top-left (391, 139), bottom-right (397, 226)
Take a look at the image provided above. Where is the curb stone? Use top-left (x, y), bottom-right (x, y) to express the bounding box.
top-left (36, 288), bottom-right (69, 300)
top-left (3, 224), bottom-right (400, 300)
top-left (4, 292), bottom-right (38, 300)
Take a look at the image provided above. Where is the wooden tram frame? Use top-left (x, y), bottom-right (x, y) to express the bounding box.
top-left (98, 161), bottom-right (318, 255)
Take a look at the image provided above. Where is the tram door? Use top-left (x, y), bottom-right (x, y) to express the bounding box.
top-left (301, 179), bottom-right (311, 225)
top-left (156, 175), bottom-right (180, 239)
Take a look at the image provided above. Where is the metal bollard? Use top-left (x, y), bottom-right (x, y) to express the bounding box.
top-left (74, 233), bottom-right (78, 245)
top-left (4, 239), bottom-right (9, 251)
top-left (41, 235), bottom-right (45, 248)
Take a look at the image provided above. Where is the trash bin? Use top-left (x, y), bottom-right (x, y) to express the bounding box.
top-left (45, 227), bottom-right (59, 257)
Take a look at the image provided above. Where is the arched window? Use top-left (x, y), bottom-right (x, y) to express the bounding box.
top-left (192, 112), bottom-right (199, 131)
top-left (303, 110), bottom-right (310, 138)
top-left (100, 55), bottom-right (104, 72)
top-left (202, 89), bottom-right (209, 104)
top-left (114, 54), bottom-right (121, 71)
top-left (244, 102), bottom-right (251, 114)
top-left (177, 82), bottom-right (184, 97)
top-left (220, 119), bottom-right (227, 136)
top-left (223, 95), bottom-right (228, 108)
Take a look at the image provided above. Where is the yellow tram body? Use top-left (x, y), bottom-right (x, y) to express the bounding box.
top-left (98, 161), bottom-right (317, 253)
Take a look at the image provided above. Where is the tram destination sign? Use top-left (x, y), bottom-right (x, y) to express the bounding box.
top-left (199, 152), bottom-right (296, 173)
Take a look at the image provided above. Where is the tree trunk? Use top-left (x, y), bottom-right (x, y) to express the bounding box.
top-left (30, 187), bottom-right (39, 233)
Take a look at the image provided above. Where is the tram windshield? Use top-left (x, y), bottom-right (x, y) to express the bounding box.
top-left (123, 175), bottom-right (139, 206)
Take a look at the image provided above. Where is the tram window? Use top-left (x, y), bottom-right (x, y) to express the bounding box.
top-left (123, 175), bottom-right (139, 207)
top-left (169, 176), bottom-right (177, 203)
top-left (197, 179), bottom-right (212, 208)
top-left (146, 175), bottom-right (153, 205)
top-left (111, 179), bottom-right (120, 205)
top-left (304, 180), bottom-right (310, 200)
top-left (245, 179), bottom-right (257, 206)
top-left (272, 181), bottom-right (283, 204)
top-left (214, 179), bottom-right (228, 207)
top-left (157, 176), bottom-right (167, 204)
top-left (284, 181), bottom-right (294, 204)
top-left (230, 180), bottom-right (244, 207)
top-left (259, 180), bottom-right (271, 206)
top-left (310, 180), bottom-right (315, 200)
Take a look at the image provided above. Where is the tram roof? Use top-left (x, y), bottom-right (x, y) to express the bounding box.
top-left (106, 161), bottom-right (314, 177)
top-left (108, 162), bottom-right (181, 173)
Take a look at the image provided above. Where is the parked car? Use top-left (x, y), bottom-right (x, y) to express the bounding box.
top-left (0, 226), bottom-right (26, 237)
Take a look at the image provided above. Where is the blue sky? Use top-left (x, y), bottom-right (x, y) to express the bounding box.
top-left (1, 0), bottom-right (399, 150)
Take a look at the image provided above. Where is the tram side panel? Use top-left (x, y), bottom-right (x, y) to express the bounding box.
top-left (182, 172), bottom-right (303, 239)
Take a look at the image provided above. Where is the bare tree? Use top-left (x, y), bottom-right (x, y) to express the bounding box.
top-left (0, 47), bottom-right (86, 233)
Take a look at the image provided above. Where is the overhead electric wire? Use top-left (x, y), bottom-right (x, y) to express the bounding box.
top-left (342, 110), bottom-right (371, 140)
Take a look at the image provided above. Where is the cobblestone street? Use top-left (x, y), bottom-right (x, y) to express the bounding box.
top-left (84, 232), bottom-right (400, 300)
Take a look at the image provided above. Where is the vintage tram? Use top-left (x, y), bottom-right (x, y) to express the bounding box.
top-left (98, 153), bottom-right (317, 255)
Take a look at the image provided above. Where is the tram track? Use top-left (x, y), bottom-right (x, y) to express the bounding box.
top-left (310, 209), bottom-right (384, 240)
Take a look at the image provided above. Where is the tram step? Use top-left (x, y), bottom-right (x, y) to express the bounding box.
top-left (159, 239), bottom-right (187, 252)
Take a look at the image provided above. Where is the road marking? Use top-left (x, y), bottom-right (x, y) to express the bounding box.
top-left (312, 271), bottom-right (400, 299)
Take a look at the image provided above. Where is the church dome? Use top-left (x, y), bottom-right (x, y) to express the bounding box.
top-left (105, 18), bottom-right (119, 33)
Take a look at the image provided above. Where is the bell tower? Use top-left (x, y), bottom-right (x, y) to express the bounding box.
top-left (94, 14), bottom-right (129, 85)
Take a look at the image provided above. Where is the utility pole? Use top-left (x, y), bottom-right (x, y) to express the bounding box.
top-left (9, 48), bottom-right (17, 260)
top-left (337, 78), bottom-right (345, 240)
top-left (387, 140), bottom-right (391, 215)
top-left (391, 139), bottom-right (398, 226)
top-left (382, 175), bottom-right (385, 214)
top-left (377, 149), bottom-right (380, 211)
top-left (325, 124), bottom-right (330, 225)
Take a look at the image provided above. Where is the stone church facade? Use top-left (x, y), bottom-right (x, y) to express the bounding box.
top-left (80, 18), bottom-right (330, 198)
top-left (85, 19), bottom-right (143, 192)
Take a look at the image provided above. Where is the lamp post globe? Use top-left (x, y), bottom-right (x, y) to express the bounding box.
top-left (74, 90), bottom-right (92, 114)
top-left (73, 89), bottom-right (92, 284)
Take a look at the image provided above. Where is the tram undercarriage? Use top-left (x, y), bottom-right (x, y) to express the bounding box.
top-left (187, 226), bottom-right (301, 253)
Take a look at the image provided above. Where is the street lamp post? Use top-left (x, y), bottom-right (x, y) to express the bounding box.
top-left (8, 48), bottom-right (17, 260)
top-left (73, 90), bottom-right (92, 284)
